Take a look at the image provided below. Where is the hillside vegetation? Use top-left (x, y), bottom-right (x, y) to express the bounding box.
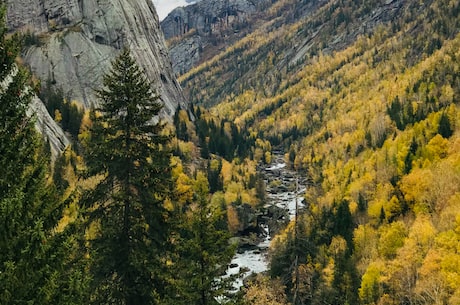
top-left (3, 0), bottom-right (460, 303)
top-left (178, 0), bottom-right (460, 303)
top-left (0, 5), bottom-right (261, 302)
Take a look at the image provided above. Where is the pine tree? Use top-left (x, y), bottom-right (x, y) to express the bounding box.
top-left (333, 200), bottom-right (354, 250)
top-left (0, 4), bottom-right (87, 303)
top-left (173, 172), bottom-right (236, 305)
top-left (83, 47), bottom-right (173, 304)
top-left (438, 111), bottom-right (453, 138)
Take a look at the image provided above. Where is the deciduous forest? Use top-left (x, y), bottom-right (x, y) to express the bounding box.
top-left (176, 0), bottom-right (460, 304)
top-left (2, 0), bottom-right (460, 304)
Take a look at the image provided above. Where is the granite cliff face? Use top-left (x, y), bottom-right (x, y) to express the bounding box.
top-left (28, 96), bottom-right (71, 157)
top-left (161, 0), bottom-right (271, 74)
top-left (7, 0), bottom-right (185, 118)
top-left (1, 64), bottom-right (69, 157)
top-left (161, 0), bottom-right (264, 39)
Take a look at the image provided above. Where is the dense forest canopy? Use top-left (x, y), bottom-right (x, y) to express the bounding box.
top-left (0, 4), bottom-right (240, 303)
top-left (2, 0), bottom-right (460, 304)
top-left (175, 0), bottom-right (460, 304)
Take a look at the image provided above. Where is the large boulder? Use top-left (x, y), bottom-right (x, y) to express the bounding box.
top-left (233, 203), bottom-right (258, 234)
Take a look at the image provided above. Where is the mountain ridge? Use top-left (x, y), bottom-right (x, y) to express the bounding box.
top-left (177, 0), bottom-right (409, 107)
top-left (161, 0), bottom-right (274, 74)
top-left (167, 0), bottom-right (460, 302)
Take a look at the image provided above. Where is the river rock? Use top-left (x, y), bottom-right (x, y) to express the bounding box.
top-left (233, 203), bottom-right (258, 234)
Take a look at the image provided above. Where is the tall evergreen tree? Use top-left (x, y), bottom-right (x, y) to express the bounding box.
top-left (0, 4), bottom-right (87, 303)
top-left (172, 172), bottom-right (236, 305)
top-left (438, 111), bottom-right (453, 138)
top-left (83, 47), bottom-right (173, 304)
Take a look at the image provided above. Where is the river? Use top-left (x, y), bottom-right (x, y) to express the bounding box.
top-left (223, 154), bottom-right (307, 292)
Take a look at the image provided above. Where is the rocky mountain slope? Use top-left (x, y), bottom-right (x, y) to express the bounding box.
top-left (1, 64), bottom-right (69, 157)
top-left (161, 0), bottom-right (273, 74)
top-left (173, 0), bottom-right (460, 302)
top-left (177, 0), bottom-right (408, 107)
top-left (7, 0), bottom-right (185, 118)
top-left (28, 96), bottom-right (71, 157)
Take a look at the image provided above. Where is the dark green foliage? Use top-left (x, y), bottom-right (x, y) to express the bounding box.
top-left (0, 142), bottom-right (60, 304)
top-left (173, 106), bottom-right (190, 141)
top-left (171, 173), bottom-right (236, 305)
top-left (387, 95), bottom-right (404, 130)
top-left (389, 78), bottom-right (458, 132)
top-left (207, 158), bottom-right (224, 193)
top-left (82, 47), bottom-right (173, 305)
top-left (404, 137), bottom-right (418, 174)
top-left (357, 193), bottom-right (367, 212)
top-left (269, 228), bottom-right (297, 281)
top-left (330, 259), bottom-right (359, 305)
top-left (404, 147), bottom-right (414, 174)
top-left (45, 224), bottom-right (90, 305)
top-left (379, 206), bottom-right (386, 224)
top-left (208, 120), bottom-right (232, 159)
top-left (194, 106), bottom-right (254, 160)
top-left (438, 111), bottom-right (453, 138)
top-left (22, 30), bottom-right (42, 48)
top-left (39, 80), bottom-right (62, 114)
top-left (0, 5), bottom-right (87, 303)
top-left (288, 146), bottom-right (296, 165)
top-left (39, 81), bottom-right (84, 138)
top-left (333, 200), bottom-right (354, 250)
top-left (53, 152), bottom-right (70, 192)
top-left (387, 94), bottom-right (433, 132)
top-left (200, 133), bottom-right (210, 158)
top-left (269, 213), bottom-right (313, 299)
top-left (269, 202), bottom-right (360, 305)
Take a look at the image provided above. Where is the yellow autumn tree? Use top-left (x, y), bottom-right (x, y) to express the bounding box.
top-left (244, 274), bottom-right (290, 305)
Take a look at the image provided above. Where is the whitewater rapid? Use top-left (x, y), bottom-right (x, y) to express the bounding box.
top-left (223, 157), bottom-right (306, 291)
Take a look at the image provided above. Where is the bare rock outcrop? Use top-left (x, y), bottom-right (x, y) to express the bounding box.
top-left (1, 64), bottom-right (69, 158)
top-left (161, 0), bottom-right (271, 75)
top-left (28, 96), bottom-right (71, 157)
top-left (7, 0), bottom-right (185, 118)
top-left (161, 0), bottom-right (264, 39)
top-left (168, 34), bottom-right (202, 75)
